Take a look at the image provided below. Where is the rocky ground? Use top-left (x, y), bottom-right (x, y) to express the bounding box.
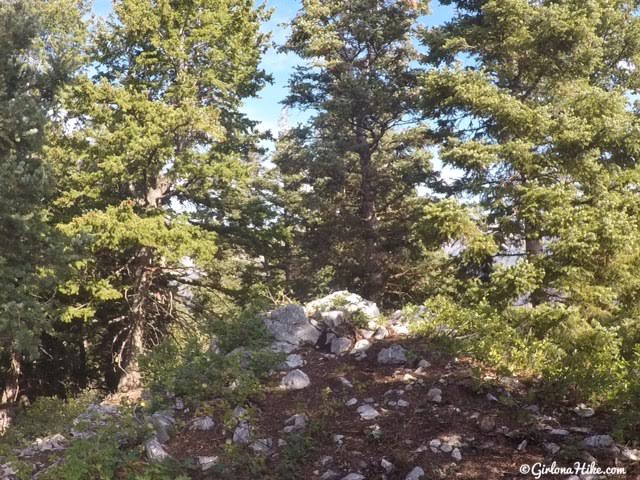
top-left (2, 292), bottom-right (639, 479)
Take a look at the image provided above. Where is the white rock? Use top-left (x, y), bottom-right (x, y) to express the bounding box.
top-left (198, 455), bottom-right (219, 471)
top-left (189, 416), bottom-right (215, 431)
top-left (440, 443), bottom-right (453, 453)
top-left (333, 434), bottom-right (345, 445)
top-left (357, 404), bottom-right (380, 420)
top-left (321, 470), bottom-right (340, 480)
top-left (377, 345), bottom-right (408, 365)
top-left (341, 474), bottom-right (365, 480)
top-left (351, 339), bottom-right (372, 354)
top-left (429, 439), bottom-right (442, 448)
top-left (233, 405), bottom-right (248, 419)
top-left (346, 398), bottom-right (358, 406)
top-left (282, 353), bottom-right (305, 369)
top-left (418, 359), bottom-right (431, 368)
top-left (549, 428), bottom-right (570, 437)
top-left (573, 403), bottom-right (595, 418)
top-left (397, 399), bottom-right (410, 408)
top-left (146, 437), bottom-right (170, 461)
top-left (622, 447), bottom-right (640, 461)
top-left (373, 326), bottom-right (389, 340)
top-left (405, 466), bottom-right (425, 480)
top-left (281, 369), bottom-right (311, 390)
top-left (338, 376), bottom-right (354, 388)
top-left (321, 310), bottom-right (346, 328)
top-left (381, 457), bottom-right (394, 472)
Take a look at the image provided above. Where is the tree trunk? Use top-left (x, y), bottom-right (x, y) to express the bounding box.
top-left (116, 249), bottom-right (152, 393)
top-left (1, 351), bottom-right (22, 405)
top-left (356, 129), bottom-right (383, 303)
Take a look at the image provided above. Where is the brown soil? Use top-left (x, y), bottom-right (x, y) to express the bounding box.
top-left (166, 336), bottom-right (640, 480)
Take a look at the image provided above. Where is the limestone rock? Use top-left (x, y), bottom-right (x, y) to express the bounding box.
top-left (377, 345), bottom-right (408, 365)
top-left (281, 369), bottom-right (311, 390)
top-left (405, 466), bottom-right (425, 480)
top-left (357, 404), bottom-right (380, 420)
top-left (582, 434), bottom-right (614, 449)
top-left (233, 421), bottom-right (252, 444)
top-left (189, 416), bottom-right (215, 431)
top-left (264, 304), bottom-right (320, 348)
top-left (146, 437), bottom-right (170, 461)
top-left (331, 337), bottom-right (353, 355)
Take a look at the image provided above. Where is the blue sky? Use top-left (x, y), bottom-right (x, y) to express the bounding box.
top-left (92, 0), bottom-right (455, 148)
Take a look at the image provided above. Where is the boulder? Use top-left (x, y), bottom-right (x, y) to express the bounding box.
top-left (331, 337), bottom-right (353, 355)
top-left (306, 291), bottom-right (380, 328)
top-left (263, 304), bottom-right (320, 348)
top-left (189, 416), bottom-right (215, 431)
top-left (150, 411), bottom-right (175, 443)
top-left (281, 369), bottom-right (311, 390)
top-left (233, 421), bottom-right (252, 444)
top-left (357, 404), bottom-right (380, 420)
top-left (377, 345), bottom-right (408, 365)
top-left (146, 437), bottom-right (170, 461)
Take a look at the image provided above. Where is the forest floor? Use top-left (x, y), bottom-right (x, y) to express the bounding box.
top-left (162, 334), bottom-right (639, 480)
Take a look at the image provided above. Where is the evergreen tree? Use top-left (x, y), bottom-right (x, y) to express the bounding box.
top-left (0, 0), bottom-right (86, 407)
top-left (276, 0), bottom-right (434, 305)
top-left (420, 0), bottom-right (640, 397)
top-left (48, 0), bottom-right (269, 391)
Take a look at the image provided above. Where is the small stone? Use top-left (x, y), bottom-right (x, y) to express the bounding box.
top-left (622, 447), bottom-right (640, 461)
top-left (174, 398), bottom-right (184, 410)
top-left (233, 405), bottom-right (248, 419)
top-left (429, 439), bottom-right (442, 448)
top-left (197, 455), bottom-right (219, 471)
top-left (341, 474), bottom-right (365, 480)
top-left (338, 376), bottom-right (354, 388)
top-left (189, 416), bottom-right (215, 431)
top-left (150, 412), bottom-right (174, 444)
top-left (427, 387), bottom-right (442, 403)
top-left (333, 434), bottom-right (345, 445)
top-left (486, 393), bottom-right (498, 402)
top-left (351, 339), bottom-right (372, 354)
top-left (146, 438), bottom-right (170, 461)
top-left (451, 448), bottom-right (462, 462)
top-left (357, 404), bottom-right (380, 420)
top-left (381, 458), bottom-right (394, 472)
top-left (478, 415), bottom-right (496, 433)
top-left (321, 470), bottom-right (340, 480)
top-left (440, 443), bottom-right (453, 453)
top-left (364, 397), bottom-right (374, 403)
top-left (397, 399), bottom-right (410, 408)
top-left (282, 353), bottom-right (305, 369)
top-left (517, 439), bottom-right (528, 451)
top-left (418, 359), bottom-right (431, 368)
top-left (373, 326), bottom-right (389, 339)
top-left (283, 414), bottom-right (307, 433)
top-left (405, 466), bottom-right (425, 480)
top-left (249, 438), bottom-right (273, 455)
top-left (377, 345), bottom-right (408, 365)
top-left (573, 403), bottom-right (595, 418)
top-left (544, 442), bottom-right (561, 455)
top-left (582, 434), bottom-right (614, 449)
top-left (233, 421), bottom-right (251, 444)
top-left (346, 398), bottom-right (358, 406)
top-left (320, 455), bottom-right (334, 466)
top-left (549, 428), bottom-right (570, 437)
top-left (331, 337), bottom-right (353, 355)
top-left (281, 369), bottom-right (311, 390)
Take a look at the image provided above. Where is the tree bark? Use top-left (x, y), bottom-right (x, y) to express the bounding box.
top-left (1, 351), bottom-right (22, 405)
top-left (356, 128), bottom-right (383, 303)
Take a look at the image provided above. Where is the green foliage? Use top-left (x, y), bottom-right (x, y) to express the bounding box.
top-left (272, 0), bottom-right (436, 306)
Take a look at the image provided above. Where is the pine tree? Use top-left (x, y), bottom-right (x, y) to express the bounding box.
top-left (421, 0), bottom-right (640, 397)
top-left (48, 0), bottom-right (269, 391)
top-left (0, 0), bottom-right (86, 407)
top-left (276, 0), bottom-right (434, 305)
